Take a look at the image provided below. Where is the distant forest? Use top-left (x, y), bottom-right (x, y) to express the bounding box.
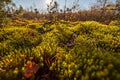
top-left (0, 0), bottom-right (120, 25)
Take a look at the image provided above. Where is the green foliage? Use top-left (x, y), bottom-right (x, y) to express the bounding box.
top-left (0, 27), bottom-right (42, 56)
top-left (0, 21), bottom-right (120, 80)
top-left (0, 18), bottom-right (12, 27)
top-left (109, 20), bottom-right (120, 27)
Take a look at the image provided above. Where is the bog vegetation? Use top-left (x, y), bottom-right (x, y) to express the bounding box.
top-left (0, 0), bottom-right (120, 80)
top-left (0, 20), bottom-right (120, 80)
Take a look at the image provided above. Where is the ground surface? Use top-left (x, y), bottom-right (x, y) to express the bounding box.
top-left (0, 21), bottom-right (120, 80)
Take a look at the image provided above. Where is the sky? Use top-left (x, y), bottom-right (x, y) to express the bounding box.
top-left (12, 0), bottom-right (116, 12)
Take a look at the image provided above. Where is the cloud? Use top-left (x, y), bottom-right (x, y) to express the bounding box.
top-left (45, 0), bottom-right (52, 4)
